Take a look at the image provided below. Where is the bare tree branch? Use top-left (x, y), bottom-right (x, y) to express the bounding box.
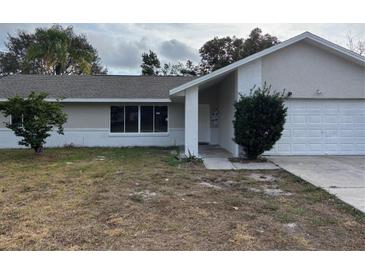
top-left (347, 31), bottom-right (365, 55)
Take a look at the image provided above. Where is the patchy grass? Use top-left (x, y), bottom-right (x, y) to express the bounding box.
top-left (0, 147), bottom-right (364, 251)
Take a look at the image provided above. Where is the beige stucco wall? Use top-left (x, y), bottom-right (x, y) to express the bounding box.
top-left (168, 103), bottom-right (184, 128)
top-left (62, 103), bottom-right (110, 128)
top-left (1, 103), bottom-right (110, 129)
top-left (237, 59), bottom-right (262, 96)
top-left (262, 41), bottom-right (365, 98)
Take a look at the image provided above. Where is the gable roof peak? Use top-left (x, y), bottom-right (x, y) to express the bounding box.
top-left (170, 31), bottom-right (365, 95)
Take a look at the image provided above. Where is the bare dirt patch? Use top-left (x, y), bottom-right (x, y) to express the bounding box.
top-left (0, 147), bottom-right (364, 250)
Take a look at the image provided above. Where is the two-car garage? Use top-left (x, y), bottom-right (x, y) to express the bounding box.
top-left (268, 99), bottom-right (365, 155)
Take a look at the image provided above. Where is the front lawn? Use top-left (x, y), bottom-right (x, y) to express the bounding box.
top-left (0, 147), bottom-right (364, 250)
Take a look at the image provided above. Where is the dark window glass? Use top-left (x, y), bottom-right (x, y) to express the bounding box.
top-left (154, 106), bottom-right (168, 132)
top-left (141, 106), bottom-right (153, 132)
top-left (125, 106), bottom-right (139, 132)
top-left (110, 106), bottom-right (124, 132)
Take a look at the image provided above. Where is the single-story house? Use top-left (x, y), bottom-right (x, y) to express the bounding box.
top-left (0, 32), bottom-right (364, 156)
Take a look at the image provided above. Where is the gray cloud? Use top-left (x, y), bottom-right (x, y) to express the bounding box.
top-left (95, 38), bottom-right (148, 70)
top-left (159, 39), bottom-right (199, 63)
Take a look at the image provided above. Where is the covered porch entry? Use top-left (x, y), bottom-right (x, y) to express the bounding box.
top-left (199, 144), bottom-right (233, 158)
top-left (171, 72), bottom-right (239, 158)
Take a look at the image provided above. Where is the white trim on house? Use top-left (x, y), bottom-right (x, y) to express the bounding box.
top-left (108, 132), bottom-right (170, 137)
top-left (0, 98), bottom-right (172, 103)
top-left (169, 32), bottom-right (365, 96)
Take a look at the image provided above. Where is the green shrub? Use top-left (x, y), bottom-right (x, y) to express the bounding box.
top-left (0, 92), bottom-right (67, 154)
top-left (233, 83), bottom-right (289, 159)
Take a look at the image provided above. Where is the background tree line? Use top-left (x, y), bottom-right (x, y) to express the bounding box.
top-left (140, 28), bottom-right (280, 76)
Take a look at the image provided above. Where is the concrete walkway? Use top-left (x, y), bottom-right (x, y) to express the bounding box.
top-left (268, 156), bottom-right (365, 213)
top-left (200, 145), bottom-right (279, 170)
top-left (203, 157), bottom-right (236, 170)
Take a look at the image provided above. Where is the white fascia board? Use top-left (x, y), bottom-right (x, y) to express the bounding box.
top-left (0, 98), bottom-right (172, 103)
top-left (169, 31), bottom-right (365, 96)
top-left (305, 32), bottom-right (365, 64)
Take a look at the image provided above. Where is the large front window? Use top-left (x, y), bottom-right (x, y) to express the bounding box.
top-left (110, 105), bottom-right (168, 133)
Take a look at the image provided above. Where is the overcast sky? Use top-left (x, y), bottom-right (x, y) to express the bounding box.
top-left (0, 23), bottom-right (364, 75)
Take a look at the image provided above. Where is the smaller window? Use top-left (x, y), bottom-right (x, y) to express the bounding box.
top-left (154, 106), bottom-right (168, 132)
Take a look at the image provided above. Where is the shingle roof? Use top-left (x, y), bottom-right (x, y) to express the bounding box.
top-left (0, 74), bottom-right (196, 101)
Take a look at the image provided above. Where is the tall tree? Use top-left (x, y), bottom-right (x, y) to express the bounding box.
top-left (199, 36), bottom-right (244, 74)
top-left (0, 52), bottom-right (18, 74)
top-left (141, 50), bottom-right (161, 75)
top-left (0, 25), bottom-right (107, 75)
top-left (1, 31), bottom-right (36, 74)
top-left (161, 60), bottom-right (199, 76)
top-left (242, 28), bottom-right (280, 56)
top-left (199, 28), bottom-right (280, 73)
top-left (141, 50), bottom-right (200, 76)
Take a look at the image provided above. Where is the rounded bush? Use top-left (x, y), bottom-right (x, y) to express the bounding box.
top-left (233, 83), bottom-right (288, 159)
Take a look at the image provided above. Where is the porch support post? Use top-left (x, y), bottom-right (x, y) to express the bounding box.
top-left (184, 86), bottom-right (199, 157)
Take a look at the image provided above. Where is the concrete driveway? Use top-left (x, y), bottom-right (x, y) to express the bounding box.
top-left (268, 156), bottom-right (365, 213)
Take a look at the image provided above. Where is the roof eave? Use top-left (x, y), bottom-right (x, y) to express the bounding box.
top-left (0, 98), bottom-right (172, 103)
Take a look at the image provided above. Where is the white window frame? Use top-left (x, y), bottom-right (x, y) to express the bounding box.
top-left (109, 104), bottom-right (169, 137)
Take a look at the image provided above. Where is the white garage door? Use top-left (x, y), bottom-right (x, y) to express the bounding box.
top-left (267, 99), bottom-right (365, 155)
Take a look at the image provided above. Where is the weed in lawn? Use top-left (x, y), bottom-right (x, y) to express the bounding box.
top-left (275, 211), bottom-right (298, 224)
top-left (224, 195), bottom-right (245, 208)
top-left (260, 203), bottom-right (280, 213)
top-left (129, 193), bottom-right (144, 203)
top-left (20, 185), bottom-right (32, 193)
top-left (309, 215), bottom-right (338, 226)
top-left (165, 156), bottom-right (181, 167)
